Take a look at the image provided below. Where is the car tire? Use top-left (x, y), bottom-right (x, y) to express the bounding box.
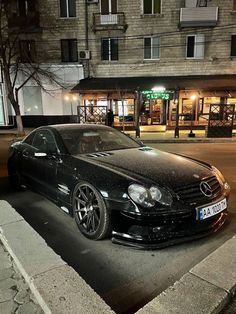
top-left (73, 181), bottom-right (111, 240)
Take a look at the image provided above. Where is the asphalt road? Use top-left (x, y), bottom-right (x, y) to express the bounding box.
top-left (0, 139), bottom-right (236, 314)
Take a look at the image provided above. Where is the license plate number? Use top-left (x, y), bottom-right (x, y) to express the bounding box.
top-left (197, 198), bottom-right (227, 220)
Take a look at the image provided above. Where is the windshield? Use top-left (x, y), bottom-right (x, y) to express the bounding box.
top-left (59, 127), bottom-right (141, 155)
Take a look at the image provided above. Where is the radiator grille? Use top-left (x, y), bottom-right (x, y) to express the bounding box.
top-left (174, 176), bottom-right (221, 203)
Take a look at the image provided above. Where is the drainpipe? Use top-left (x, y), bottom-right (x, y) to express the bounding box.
top-left (174, 88), bottom-right (180, 138)
top-left (85, 0), bottom-right (90, 77)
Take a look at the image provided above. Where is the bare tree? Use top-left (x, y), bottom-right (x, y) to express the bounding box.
top-left (0, 1), bottom-right (64, 135)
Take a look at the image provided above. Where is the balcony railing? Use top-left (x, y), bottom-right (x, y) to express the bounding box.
top-left (180, 7), bottom-right (218, 27)
top-left (93, 13), bottom-right (127, 32)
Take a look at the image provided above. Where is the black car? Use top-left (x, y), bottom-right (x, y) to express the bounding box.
top-left (8, 124), bottom-right (230, 249)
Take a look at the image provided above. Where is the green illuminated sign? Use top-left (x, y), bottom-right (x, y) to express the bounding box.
top-left (142, 90), bottom-right (171, 100)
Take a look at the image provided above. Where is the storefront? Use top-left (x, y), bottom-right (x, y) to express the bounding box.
top-left (72, 75), bottom-right (236, 129)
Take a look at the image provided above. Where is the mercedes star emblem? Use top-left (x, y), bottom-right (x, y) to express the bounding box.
top-left (200, 182), bottom-right (212, 197)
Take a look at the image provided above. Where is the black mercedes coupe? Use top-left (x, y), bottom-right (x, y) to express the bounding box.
top-left (8, 124), bottom-right (230, 248)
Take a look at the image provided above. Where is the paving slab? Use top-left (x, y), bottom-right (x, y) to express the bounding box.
top-left (0, 200), bottom-right (23, 226)
top-left (136, 272), bottom-right (229, 314)
top-left (191, 235), bottom-right (236, 293)
top-left (33, 264), bottom-right (114, 314)
top-left (0, 219), bottom-right (66, 279)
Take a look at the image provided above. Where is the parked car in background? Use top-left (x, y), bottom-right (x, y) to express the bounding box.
top-left (8, 124), bottom-right (230, 248)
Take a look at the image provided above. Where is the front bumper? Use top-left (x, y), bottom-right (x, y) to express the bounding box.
top-left (108, 196), bottom-right (229, 249)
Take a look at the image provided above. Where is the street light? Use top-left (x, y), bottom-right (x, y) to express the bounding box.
top-left (64, 94), bottom-right (78, 115)
top-left (188, 94), bottom-right (196, 137)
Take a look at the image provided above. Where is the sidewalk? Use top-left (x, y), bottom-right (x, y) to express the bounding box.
top-left (0, 240), bottom-right (43, 314)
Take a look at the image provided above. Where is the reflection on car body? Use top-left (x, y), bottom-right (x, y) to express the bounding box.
top-left (8, 124), bottom-right (230, 249)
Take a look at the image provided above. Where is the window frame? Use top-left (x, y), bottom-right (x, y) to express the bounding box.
top-left (186, 34), bottom-right (205, 59)
top-left (59, 0), bottom-right (76, 18)
top-left (61, 39), bottom-right (78, 62)
top-left (143, 0), bottom-right (161, 15)
top-left (233, 0), bottom-right (236, 11)
top-left (19, 40), bottom-right (36, 63)
top-left (143, 36), bottom-right (160, 60)
top-left (101, 38), bottom-right (118, 61)
top-left (231, 34), bottom-right (236, 57)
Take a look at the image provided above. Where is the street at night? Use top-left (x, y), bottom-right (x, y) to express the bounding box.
top-left (0, 139), bottom-right (235, 314)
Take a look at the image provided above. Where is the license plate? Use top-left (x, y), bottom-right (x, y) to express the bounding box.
top-left (196, 198), bottom-right (227, 220)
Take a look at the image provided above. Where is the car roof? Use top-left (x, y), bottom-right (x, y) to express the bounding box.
top-left (39, 124), bottom-right (111, 132)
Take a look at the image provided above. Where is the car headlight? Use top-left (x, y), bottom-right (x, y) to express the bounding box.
top-left (212, 166), bottom-right (225, 185)
top-left (212, 166), bottom-right (230, 191)
top-left (128, 184), bottom-right (172, 208)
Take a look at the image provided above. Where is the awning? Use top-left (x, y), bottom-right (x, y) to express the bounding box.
top-left (71, 74), bottom-right (236, 94)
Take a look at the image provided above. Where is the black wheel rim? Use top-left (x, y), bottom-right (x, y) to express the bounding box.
top-left (74, 185), bottom-right (101, 234)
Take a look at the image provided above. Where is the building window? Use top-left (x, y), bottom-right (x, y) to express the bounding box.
top-left (101, 0), bottom-right (117, 14)
top-left (19, 40), bottom-right (36, 62)
top-left (197, 0), bottom-right (207, 7)
top-left (186, 34), bottom-right (204, 59)
top-left (143, 0), bottom-right (161, 14)
top-left (233, 0), bottom-right (236, 11)
top-left (231, 35), bottom-right (236, 56)
top-left (16, 0), bottom-right (36, 17)
top-left (144, 37), bottom-right (160, 59)
top-left (61, 39), bottom-right (78, 62)
top-left (101, 38), bottom-right (118, 61)
top-left (60, 0), bottom-right (76, 17)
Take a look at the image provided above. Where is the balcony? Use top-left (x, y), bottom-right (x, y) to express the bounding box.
top-left (92, 13), bottom-right (127, 32)
top-left (180, 7), bottom-right (218, 28)
top-left (8, 12), bottom-right (41, 33)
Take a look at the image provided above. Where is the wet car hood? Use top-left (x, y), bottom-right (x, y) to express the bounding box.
top-left (76, 147), bottom-right (213, 190)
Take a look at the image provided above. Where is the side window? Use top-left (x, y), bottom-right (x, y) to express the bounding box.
top-left (186, 34), bottom-right (204, 59)
top-left (32, 130), bottom-right (58, 153)
top-left (23, 132), bottom-right (36, 146)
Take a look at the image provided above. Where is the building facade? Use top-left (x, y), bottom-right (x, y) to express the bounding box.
top-left (1, 0), bottom-right (236, 129)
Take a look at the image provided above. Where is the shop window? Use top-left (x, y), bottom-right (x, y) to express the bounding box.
top-left (186, 34), bottom-right (204, 59)
top-left (231, 35), bottom-right (236, 56)
top-left (61, 39), bottom-right (78, 62)
top-left (144, 36), bottom-right (160, 59)
top-left (60, 0), bottom-right (76, 17)
top-left (143, 0), bottom-right (161, 14)
top-left (101, 38), bottom-right (118, 61)
top-left (19, 40), bottom-right (36, 63)
top-left (23, 86), bottom-right (43, 115)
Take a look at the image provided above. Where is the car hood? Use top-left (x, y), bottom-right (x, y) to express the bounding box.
top-left (76, 147), bottom-right (213, 190)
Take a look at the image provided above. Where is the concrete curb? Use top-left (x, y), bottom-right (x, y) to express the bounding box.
top-left (142, 138), bottom-right (236, 144)
top-left (0, 199), bottom-right (235, 314)
top-left (0, 200), bottom-right (114, 314)
top-left (136, 235), bottom-right (236, 314)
